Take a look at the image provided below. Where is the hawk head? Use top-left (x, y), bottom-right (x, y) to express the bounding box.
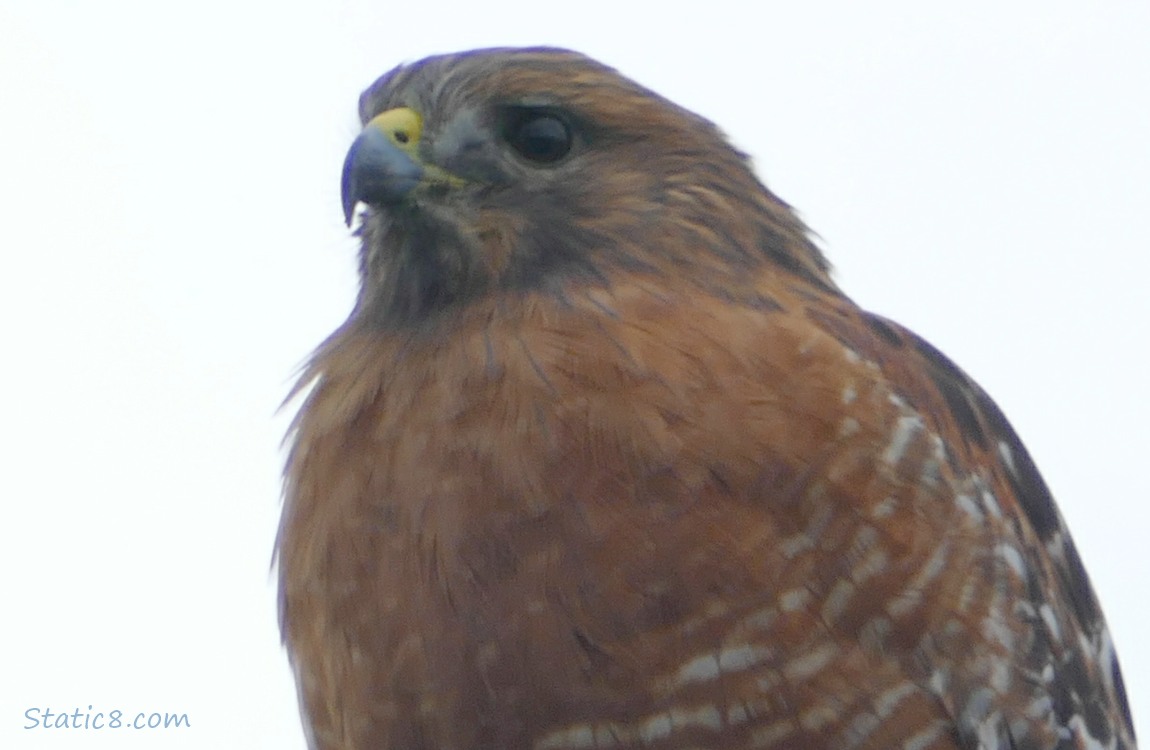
top-left (339, 47), bottom-right (832, 327)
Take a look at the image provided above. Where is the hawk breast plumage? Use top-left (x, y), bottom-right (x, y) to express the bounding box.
top-left (277, 48), bottom-right (1136, 750)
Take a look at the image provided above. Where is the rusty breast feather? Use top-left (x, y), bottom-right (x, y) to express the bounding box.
top-left (278, 263), bottom-right (1133, 749)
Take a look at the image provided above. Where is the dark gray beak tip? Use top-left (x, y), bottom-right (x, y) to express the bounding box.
top-left (340, 127), bottom-right (424, 227)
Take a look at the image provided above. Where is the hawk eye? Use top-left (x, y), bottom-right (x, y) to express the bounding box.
top-left (503, 109), bottom-right (572, 164)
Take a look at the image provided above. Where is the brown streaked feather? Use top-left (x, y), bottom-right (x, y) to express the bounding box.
top-left (279, 47), bottom-right (1135, 750)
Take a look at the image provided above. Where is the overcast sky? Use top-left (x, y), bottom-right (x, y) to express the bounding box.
top-left (1, 1), bottom-right (1147, 747)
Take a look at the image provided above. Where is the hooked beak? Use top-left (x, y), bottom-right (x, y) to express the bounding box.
top-left (340, 108), bottom-right (426, 226)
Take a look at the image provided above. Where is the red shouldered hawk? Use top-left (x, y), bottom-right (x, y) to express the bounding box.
top-left (277, 48), bottom-right (1136, 750)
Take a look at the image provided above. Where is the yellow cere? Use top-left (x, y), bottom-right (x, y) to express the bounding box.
top-left (368, 108), bottom-right (423, 158)
top-left (365, 106), bottom-right (466, 189)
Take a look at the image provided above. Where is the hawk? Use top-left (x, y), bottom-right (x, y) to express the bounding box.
top-left (277, 48), bottom-right (1136, 750)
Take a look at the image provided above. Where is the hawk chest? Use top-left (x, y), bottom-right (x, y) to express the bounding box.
top-left (278, 294), bottom-right (985, 749)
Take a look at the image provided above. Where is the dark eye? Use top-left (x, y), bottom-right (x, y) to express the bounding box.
top-left (504, 109), bottom-right (573, 164)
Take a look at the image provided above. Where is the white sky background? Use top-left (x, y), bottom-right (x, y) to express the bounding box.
top-left (1, 1), bottom-right (1147, 747)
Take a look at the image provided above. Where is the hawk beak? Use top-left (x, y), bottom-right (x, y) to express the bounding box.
top-left (341, 108), bottom-right (426, 226)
